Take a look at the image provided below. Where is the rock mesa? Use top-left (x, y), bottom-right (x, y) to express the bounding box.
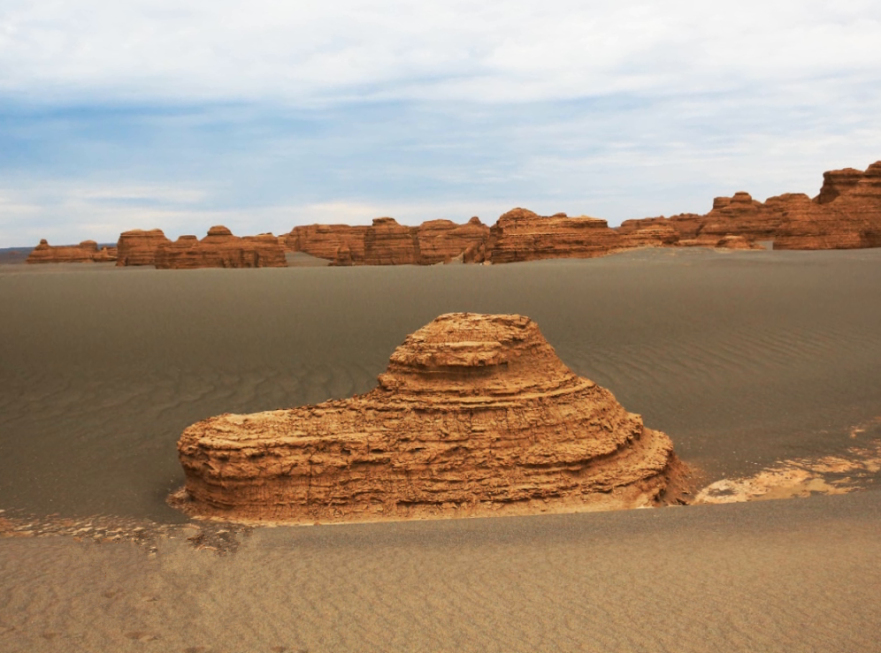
top-left (116, 229), bottom-right (172, 266)
top-left (27, 240), bottom-right (118, 264)
top-left (173, 313), bottom-right (684, 523)
top-left (154, 226), bottom-right (286, 269)
top-left (283, 217), bottom-right (490, 265)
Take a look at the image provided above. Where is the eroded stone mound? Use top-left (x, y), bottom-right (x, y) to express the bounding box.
top-left (154, 226), bottom-right (286, 269)
top-left (116, 229), bottom-right (172, 266)
top-left (27, 239), bottom-right (118, 264)
top-left (173, 313), bottom-right (684, 523)
top-left (775, 161), bottom-right (881, 249)
top-left (282, 217), bottom-right (489, 266)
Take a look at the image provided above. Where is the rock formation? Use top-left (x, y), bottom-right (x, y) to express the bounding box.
top-left (774, 162), bottom-right (881, 249)
top-left (173, 313), bottom-right (685, 523)
top-left (486, 208), bottom-right (677, 263)
top-left (26, 239), bottom-right (118, 264)
top-left (621, 161), bottom-right (881, 250)
top-left (283, 217), bottom-right (490, 266)
top-left (116, 229), bottom-right (172, 266)
top-left (154, 226), bottom-right (287, 269)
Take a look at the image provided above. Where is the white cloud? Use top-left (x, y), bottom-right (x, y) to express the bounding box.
top-left (1, 1), bottom-right (879, 105)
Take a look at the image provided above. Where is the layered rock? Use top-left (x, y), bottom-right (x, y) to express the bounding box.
top-left (116, 229), bottom-right (172, 266)
top-left (283, 217), bottom-right (489, 266)
top-left (27, 239), bottom-right (118, 264)
top-left (173, 313), bottom-right (685, 523)
top-left (486, 209), bottom-right (625, 263)
top-left (283, 224), bottom-right (369, 263)
top-left (622, 161), bottom-right (881, 250)
top-left (775, 161), bottom-right (881, 249)
top-left (154, 226), bottom-right (287, 269)
top-left (615, 219), bottom-right (681, 248)
top-left (416, 217), bottom-right (490, 264)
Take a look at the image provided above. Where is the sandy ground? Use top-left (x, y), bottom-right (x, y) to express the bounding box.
top-left (1, 247), bottom-right (881, 650)
top-left (2, 491), bottom-right (881, 652)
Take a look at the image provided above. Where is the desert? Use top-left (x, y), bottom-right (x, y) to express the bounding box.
top-left (2, 245), bottom-right (880, 651)
top-left (4, 4), bottom-right (881, 649)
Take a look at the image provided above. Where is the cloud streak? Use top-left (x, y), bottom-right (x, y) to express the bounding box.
top-left (0, 1), bottom-right (879, 246)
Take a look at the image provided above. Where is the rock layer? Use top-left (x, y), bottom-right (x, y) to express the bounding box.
top-left (27, 239), bottom-right (118, 264)
top-left (485, 209), bottom-right (676, 263)
top-left (283, 217), bottom-right (490, 265)
top-left (154, 226), bottom-right (287, 269)
top-left (775, 162), bottom-right (881, 249)
top-left (116, 229), bottom-right (172, 266)
top-left (622, 160), bottom-right (881, 250)
top-left (174, 313), bottom-right (684, 523)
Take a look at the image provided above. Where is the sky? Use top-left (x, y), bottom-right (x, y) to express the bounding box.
top-left (1, 0), bottom-right (880, 246)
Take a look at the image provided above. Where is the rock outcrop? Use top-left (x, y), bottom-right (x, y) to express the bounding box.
top-left (173, 313), bottom-right (685, 523)
top-left (486, 208), bottom-right (677, 263)
top-left (116, 229), bottom-right (172, 266)
top-left (775, 162), bottom-right (881, 249)
top-left (26, 239), bottom-right (118, 264)
top-left (283, 217), bottom-right (490, 266)
top-left (154, 226), bottom-right (287, 269)
top-left (621, 161), bottom-right (881, 250)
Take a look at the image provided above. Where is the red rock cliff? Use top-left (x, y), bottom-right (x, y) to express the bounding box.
top-left (283, 217), bottom-right (489, 265)
top-left (775, 161), bottom-right (881, 249)
top-left (116, 229), bottom-right (172, 266)
top-left (154, 226), bottom-right (287, 269)
top-left (486, 209), bottom-right (626, 263)
top-left (173, 313), bottom-right (684, 523)
top-left (26, 240), bottom-right (118, 264)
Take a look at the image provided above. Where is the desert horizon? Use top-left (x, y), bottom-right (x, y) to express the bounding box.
top-left (4, 2), bottom-right (881, 650)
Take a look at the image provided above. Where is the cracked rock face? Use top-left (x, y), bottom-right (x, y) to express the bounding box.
top-left (173, 313), bottom-right (682, 523)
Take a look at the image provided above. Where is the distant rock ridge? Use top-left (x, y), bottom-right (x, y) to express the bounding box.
top-left (623, 160), bottom-right (881, 250)
top-left (283, 216), bottom-right (490, 266)
top-left (172, 313), bottom-right (686, 523)
top-left (26, 239), bottom-right (117, 264)
top-left (154, 226), bottom-right (286, 269)
top-left (63, 160), bottom-right (881, 268)
top-left (116, 229), bottom-right (172, 266)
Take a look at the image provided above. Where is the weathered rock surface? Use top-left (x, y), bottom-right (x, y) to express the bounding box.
top-left (116, 229), bottom-right (172, 266)
top-left (27, 239), bottom-right (118, 264)
top-left (486, 209), bottom-right (621, 263)
top-left (154, 226), bottom-right (287, 269)
top-left (173, 313), bottom-right (685, 523)
top-left (623, 161), bottom-right (881, 250)
top-left (416, 217), bottom-right (491, 264)
top-left (714, 235), bottom-right (763, 250)
top-left (283, 217), bottom-right (489, 266)
top-left (775, 161), bottom-right (881, 249)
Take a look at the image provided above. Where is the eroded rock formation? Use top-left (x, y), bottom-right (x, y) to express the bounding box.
top-left (173, 313), bottom-right (685, 523)
top-left (486, 209), bottom-right (621, 263)
top-left (775, 162), bottom-right (881, 249)
top-left (283, 217), bottom-right (490, 265)
top-left (116, 229), bottom-right (172, 266)
top-left (154, 226), bottom-right (287, 269)
top-left (622, 161), bottom-right (881, 250)
top-left (27, 239), bottom-right (118, 264)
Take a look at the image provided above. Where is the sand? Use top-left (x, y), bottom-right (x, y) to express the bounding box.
top-left (1, 247), bottom-right (881, 650)
top-left (2, 492), bottom-right (881, 652)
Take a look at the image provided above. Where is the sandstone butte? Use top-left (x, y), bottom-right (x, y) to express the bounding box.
top-left (26, 239), bottom-right (118, 264)
top-left (116, 229), bottom-right (172, 266)
top-left (172, 313), bottom-right (687, 524)
top-left (282, 216), bottom-right (490, 265)
top-left (153, 226), bottom-right (286, 269)
top-left (621, 160), bottom-right (881, 249)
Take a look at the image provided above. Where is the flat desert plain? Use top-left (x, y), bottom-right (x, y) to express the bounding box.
top-left (1, 247), bottom-right (880, 652)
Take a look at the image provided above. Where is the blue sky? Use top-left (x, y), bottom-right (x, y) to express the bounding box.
top-left (1, 0), bottom-right (880, 246)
